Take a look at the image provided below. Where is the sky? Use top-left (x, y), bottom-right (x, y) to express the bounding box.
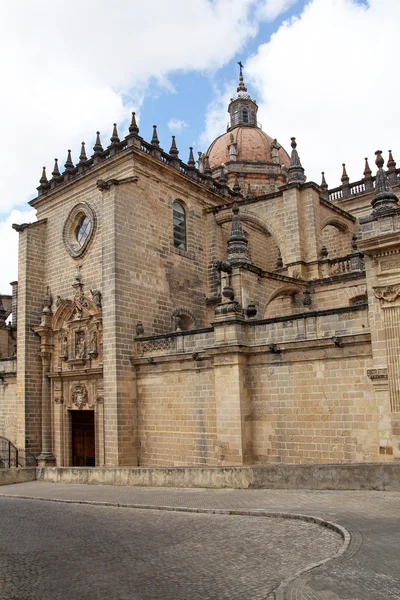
top-left (1, 0), bottom-right (398, 294)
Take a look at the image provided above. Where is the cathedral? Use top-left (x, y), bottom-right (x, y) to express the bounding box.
top-left (1, 68), bottom-right (400, 468)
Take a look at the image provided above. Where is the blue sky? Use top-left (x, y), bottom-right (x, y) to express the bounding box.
top-left (0, 0), bottom-right (396, 293)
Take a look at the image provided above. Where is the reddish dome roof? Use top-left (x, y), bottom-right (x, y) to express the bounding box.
top-left (206, 127), bottom-right (290, 168)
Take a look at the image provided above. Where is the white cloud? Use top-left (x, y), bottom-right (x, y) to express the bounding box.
top-left (168, 118), bottom-right (189, 133)
top-left (0, 0), bottom-right (261, 217)
top-left (0, 0), bottom-right (272, 293)
top-left (257, 0), bottom-right (299, 21)
top-left (198, 83), bottom-right (233, 150)
top-left (245, 0), bottom-right (400, 187)
top-left (0, 210), bottom-right (36, 294)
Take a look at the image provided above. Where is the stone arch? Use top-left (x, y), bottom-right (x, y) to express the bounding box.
top-left (320, 218), bottom-right (351, 258)
top-left (263, 284), bottom-right (303, 318)
top-left (171, 307), bottom-right (196, 332)
top-left (215, 209), bottom-right (283, 271)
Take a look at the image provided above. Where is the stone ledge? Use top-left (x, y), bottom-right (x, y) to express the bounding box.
top-left (35, 463), bottom-right (400, 491)
top-left (0, 468), bottom-right (36, 486)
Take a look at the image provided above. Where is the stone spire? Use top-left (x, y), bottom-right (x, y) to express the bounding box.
top-left (169, 136), bottom-right (179, 157)
top-left (129, 112), bottom-right (139, 135)
top-left (39, 166), bottom-right (48, 185)
top-left (363, 157), bottom-right (373, 190)
top-left (287, 137), bottom-right (306, 184)
top-left (371, 150), bottom-right (399, 213)
top-left (232, 174), bottom-right (241, 193)
top-left (151, 125), bottom-right (160, 147)
top-left (387, 150), bottom-right (396, 170)
top-left (363, 157), bottom-right (372, 178)
top-left (227, 203), bottom-right (251, 266)
top-left (387, 149), bottom-right (398, 185)
top-left (236, 60), bottom-right (247, 93)
top-left (187, 147), bottom-right (195, 168)
top-left (204, 155), bottom-right (212, 177)
top-left (341, 163), bottom-right (349, 185)
top-left (52, 159), bottom-right (60, 177)
top-left (93, 131), bottom-right (103, 154)
top-left (79, 142), bottom-right (87, 162)
top-left (320, 172), bottom-right (328, 199)
top-left (64, 149), bottom-right (74, 171)
top-left (110, 123), bottom-right (120, 144)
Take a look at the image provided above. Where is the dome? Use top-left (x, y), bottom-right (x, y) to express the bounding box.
top-left (206, 127), bottom-right (290, 168)
top-left (231, 91), bottom-right (252, 101)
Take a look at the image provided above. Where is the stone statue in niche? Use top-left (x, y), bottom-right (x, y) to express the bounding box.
top-left (75, 331), bottom-right (85, 359)
top-left (61, 335), bottom-right (68, 359)
top-left (174, 315), bottom-right (183, 332)
top-left (90, 289), bottom-right (102, 308)
top-left (89, 330), bottom-right (98, 357)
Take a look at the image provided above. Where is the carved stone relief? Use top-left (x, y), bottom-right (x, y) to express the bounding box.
top-left (374, 285), bottom-right (400, 303)
top-left (72, 384), bottom-right (88, 410)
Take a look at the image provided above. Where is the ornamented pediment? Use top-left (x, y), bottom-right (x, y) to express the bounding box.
top-left (51, 271), bottom-right (102, 371)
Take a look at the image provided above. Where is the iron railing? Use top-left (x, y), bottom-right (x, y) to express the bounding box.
top-left (0, 436), bottom-right (37, 468)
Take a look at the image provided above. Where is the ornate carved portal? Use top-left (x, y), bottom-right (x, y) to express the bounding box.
top-left (50, 285), bottom-right (104, 466)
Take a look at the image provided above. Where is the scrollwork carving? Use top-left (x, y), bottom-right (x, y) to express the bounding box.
top-left (374, 285), bottom-right (400, 303)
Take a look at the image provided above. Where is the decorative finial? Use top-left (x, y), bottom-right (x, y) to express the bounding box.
top-left (371, 150), bottom-right (399, 213)
top-left (110, 123), bottom-right (120, 144)
top-left (169, 135), bottom-right (179, 157)
top-left (363, 157), bottom-right (372, 178)
top-left (320, 172), bottom-right (328, 190)
top-left (387, 150), bottom-right (396, 170)
top-left (387, 150), bottom-right (397, 185)
top-left (287, 137), bottom-right (306, 184)
top-left (129, 112), bottom-right (139, 135)
top-left (187, 147), bottom-right (195, 167)
top-left (52, 159), bottom-right (60, 178)
top-left (93, 131), bottom-right (103, 154)
top-left (341, 163), bottom-right (349, 183)
top-left (204, 155), bottom-right (212, 177)
top-left (236, 60), bottom-right (247, 92)
top-left (246, 183), bottom-right (252, 198)
top-left (227, 202), bottom-right (251, 266)
top-left (151, 125), bottom-right (160, 147)
top-left (79, 142), bottom-right (87, 162)
top-left (64, 149), bottom-right (74, 171)
top-left (39, 166), bottom-right (48, 185)
top-left (232, 174), bottom-right (241, 193)
top-left (219, 164), bottom-right (227, 186)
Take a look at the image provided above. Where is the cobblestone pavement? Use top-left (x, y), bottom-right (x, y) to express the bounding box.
top-left (1, 482), bottom-right (400, 599)
top-left (0, 496), bottom-right (342, 600)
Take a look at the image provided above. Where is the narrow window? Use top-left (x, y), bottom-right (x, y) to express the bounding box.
top-left (242, 109), bottom-right (249, 123)
top-left (75, 215), bottom-right (91, 247)
top-left (173, 201), bottom-right (186, 250)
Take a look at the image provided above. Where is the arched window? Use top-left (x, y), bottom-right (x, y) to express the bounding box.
top-left (173, 201), bottom-right (186, 250)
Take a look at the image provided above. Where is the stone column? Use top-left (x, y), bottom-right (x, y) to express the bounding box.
top-left (380, 302), bottom-right (400, 413)
top-left (37, 350), bottom-right (55, 466)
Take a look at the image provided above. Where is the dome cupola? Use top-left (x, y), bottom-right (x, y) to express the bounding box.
top-left (228, 62), bottom-right (259, 129)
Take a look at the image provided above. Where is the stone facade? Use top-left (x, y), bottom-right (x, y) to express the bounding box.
top-left (1, 76), bottom-right (400, 466)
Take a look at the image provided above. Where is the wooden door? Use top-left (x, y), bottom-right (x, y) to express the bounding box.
top-left (72, 411), bottom-right (95, 466)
